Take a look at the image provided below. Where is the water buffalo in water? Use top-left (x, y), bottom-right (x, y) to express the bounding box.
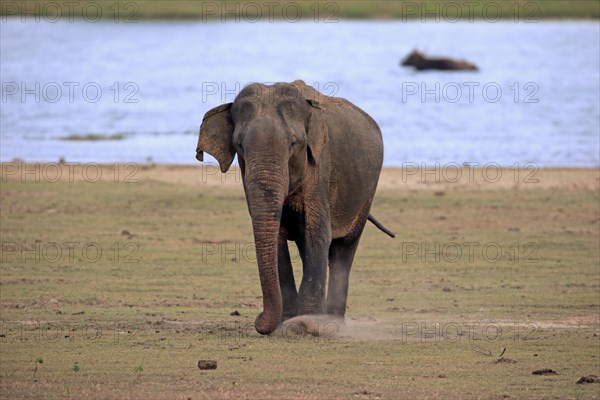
top-left (401, 50), bottom-right (478, 71)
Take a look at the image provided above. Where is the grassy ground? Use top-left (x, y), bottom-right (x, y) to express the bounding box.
top-left (0, 164), bottom-right (598, 399)
top-left (2, 1), bottom-right (599, 20)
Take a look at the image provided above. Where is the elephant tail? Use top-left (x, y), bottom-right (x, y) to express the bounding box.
top-left (367, 214), bottom-right (395, 238)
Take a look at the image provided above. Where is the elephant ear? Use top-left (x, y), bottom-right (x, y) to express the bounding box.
top-left (305, 99), bottom-right (328, 165)
top-left (197, 103), bottom-right (235, 173)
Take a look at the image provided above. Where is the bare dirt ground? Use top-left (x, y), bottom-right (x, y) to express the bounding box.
top-left (1, 164), bottom-right (598, 399)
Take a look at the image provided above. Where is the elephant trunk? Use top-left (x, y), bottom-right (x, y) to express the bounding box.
top-left (244, 159), bottom-right (288, 334)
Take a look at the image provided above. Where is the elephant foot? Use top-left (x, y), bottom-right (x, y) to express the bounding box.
top-left (254, 311), bottom-right (280, 335)
top-left (280, 314), bottom-right (344, 337)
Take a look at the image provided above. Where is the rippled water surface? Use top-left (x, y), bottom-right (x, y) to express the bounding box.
top-left (1, 20), bottom-right (598, 166)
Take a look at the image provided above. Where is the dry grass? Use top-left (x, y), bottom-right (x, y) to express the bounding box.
top-left (1, 163), bottom-right (598, 399)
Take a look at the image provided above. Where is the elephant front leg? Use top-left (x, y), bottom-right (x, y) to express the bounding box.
top-left (278, 233), bottom-right (298, 320)
top-left (296, 229), bottom-right (330, 315)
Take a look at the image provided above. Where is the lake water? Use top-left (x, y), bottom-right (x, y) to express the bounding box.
top-left (1, 19), bottom-right (599, 167)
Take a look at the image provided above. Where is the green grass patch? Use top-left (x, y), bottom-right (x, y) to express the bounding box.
top-left (2, 1), bottom-right (599, 20)
top-left (58, 133), bottom-right (126, 141)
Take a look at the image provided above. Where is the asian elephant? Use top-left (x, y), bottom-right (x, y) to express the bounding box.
top-left (196, 80), bottom-right (394, 335)
top-left (401, 49), bottom-right (478, 71)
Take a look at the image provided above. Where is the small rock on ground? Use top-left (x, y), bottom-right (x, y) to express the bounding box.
top-left (577, 375), bottom-right (599, 384)
top-left (198, 360), bottom-right (217, 370)
top-left (532, 368), bottom-right (557, 375)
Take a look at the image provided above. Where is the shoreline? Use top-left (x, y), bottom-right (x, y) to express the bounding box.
top-left (1, 163), bottom-right (598, 191)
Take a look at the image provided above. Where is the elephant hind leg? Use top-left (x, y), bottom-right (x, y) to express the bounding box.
top-left (278, 232), bottom-right (298, 320)
top-left (325, 236), bottom-right (361, 316)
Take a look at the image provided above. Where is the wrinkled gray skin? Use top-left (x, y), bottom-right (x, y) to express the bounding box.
top-left (196, 80), bottom-right (384, 334)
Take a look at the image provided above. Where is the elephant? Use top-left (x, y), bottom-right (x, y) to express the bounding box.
top-left (401, 49), bottom-right (478, 71)
top-left (196, 80), bottom-right (394, 335)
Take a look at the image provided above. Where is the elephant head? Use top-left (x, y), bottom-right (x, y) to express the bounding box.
top-left (196, 81), bottom-right (328, 334)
